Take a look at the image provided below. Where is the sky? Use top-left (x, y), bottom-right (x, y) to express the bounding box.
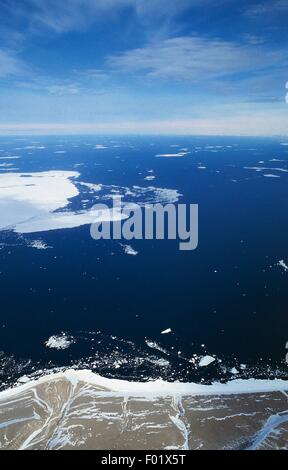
top-left (0, 0), bottom-right (288, 136)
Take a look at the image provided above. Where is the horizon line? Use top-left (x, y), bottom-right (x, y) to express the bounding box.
top-left (0, 132), bottom-right (285, 138)
top-left (0, 121), bottom-right (287, 138)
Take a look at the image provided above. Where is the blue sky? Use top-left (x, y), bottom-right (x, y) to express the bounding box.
top-left (0, 0), bottom-right (288, 135)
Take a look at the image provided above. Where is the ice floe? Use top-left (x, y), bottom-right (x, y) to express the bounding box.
top-left (0, 171), bottom-right (79, 232)
top-left (161, 328), bottom-right (172, 335)
top-left (24, 146), bottom-right (45, 150)
top-left (244, 166), bottom-right (288, 173)
top-left (278, 260), bottom-right (288, 272)
top-left (0, 171), bottom-right (181, 235)
top-left (198, 356), bottom-right (216, 367)
top-left (28, 240), bottom-right (51, 250)
top-left (121, 244), bottom-right (138, 256)
top-left (145, 340), bottom-right (168, 355)
top-left (0, 156), bottom-right (20, 160)
top-left (80, 182), bottom-right (102, 192)
top-left (45, 334), bottom-right (74, 350)
top-left (155, 153), bottom-right (188, 158)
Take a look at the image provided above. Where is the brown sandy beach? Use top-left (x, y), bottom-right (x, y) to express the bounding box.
top-left (0, 370), bottom-right (287, 450)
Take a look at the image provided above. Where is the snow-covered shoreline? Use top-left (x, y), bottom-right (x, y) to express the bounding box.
top-left (0, 368), bottom-right (287, 400)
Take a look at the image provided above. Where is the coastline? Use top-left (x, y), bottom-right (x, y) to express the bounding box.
top-left (0, 369), bottom-right (287, 450)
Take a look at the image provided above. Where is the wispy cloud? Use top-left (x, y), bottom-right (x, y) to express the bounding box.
top-left (47, 84), bottom-right (79, 95)
top-left (1, 0), bottom-right (127, 35)
top-left (107, 36), bottom-right (287, 82)
top-left (15, 78), bottom-right (81, 95)
top-left (0, 49), bottom-right (26, 77)
top-left (3, 0), bottom-right (206, 34)
top-left (0, 1), bottom-right (287, 136)
top-left (74, 69), bottom-right (108, 81)
top-left (28, 0), bottom-right (109, 33)
top-left (245, 0), bottom-right (288, 16)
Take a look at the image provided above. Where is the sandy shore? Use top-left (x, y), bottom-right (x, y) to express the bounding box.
top-left (0, 370), bottom-right (287, 450)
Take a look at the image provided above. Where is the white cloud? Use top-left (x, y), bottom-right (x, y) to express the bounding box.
top-left (245, 0), bottom-right (288, 16)
top-left (0, 49), bottom-right (25, 77)
top-left (73, 68), bottom-right (108, 81)
top-left (7, 0), bottom-right (203, 34)
top-left (48, 84), bottom-right (79, 95)
top-left (26, 0), bottom-right (141, 33)
top-left (15, 78), bottom-right (81, 95)
top-left (107, 36), bottom-right (286, 82)
top-left (29, 0), bottom-right (104, 33)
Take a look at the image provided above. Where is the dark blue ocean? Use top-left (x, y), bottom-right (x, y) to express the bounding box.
top-left (0, 135), bottom-right (287, 387)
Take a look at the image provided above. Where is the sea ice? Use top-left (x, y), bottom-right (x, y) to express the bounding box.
top-left (161, 328), bottom-right (172, 335)
top-left (0, 170), bottom-right (181, 235)
top-left (121, 245), bottom-right (138, 256)
top-left (45, 334), bottom-right (74, 350)
top-left (278, 260), bottom-right (288, 272)
top-left (198, 356), bottom-right (216, 367)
